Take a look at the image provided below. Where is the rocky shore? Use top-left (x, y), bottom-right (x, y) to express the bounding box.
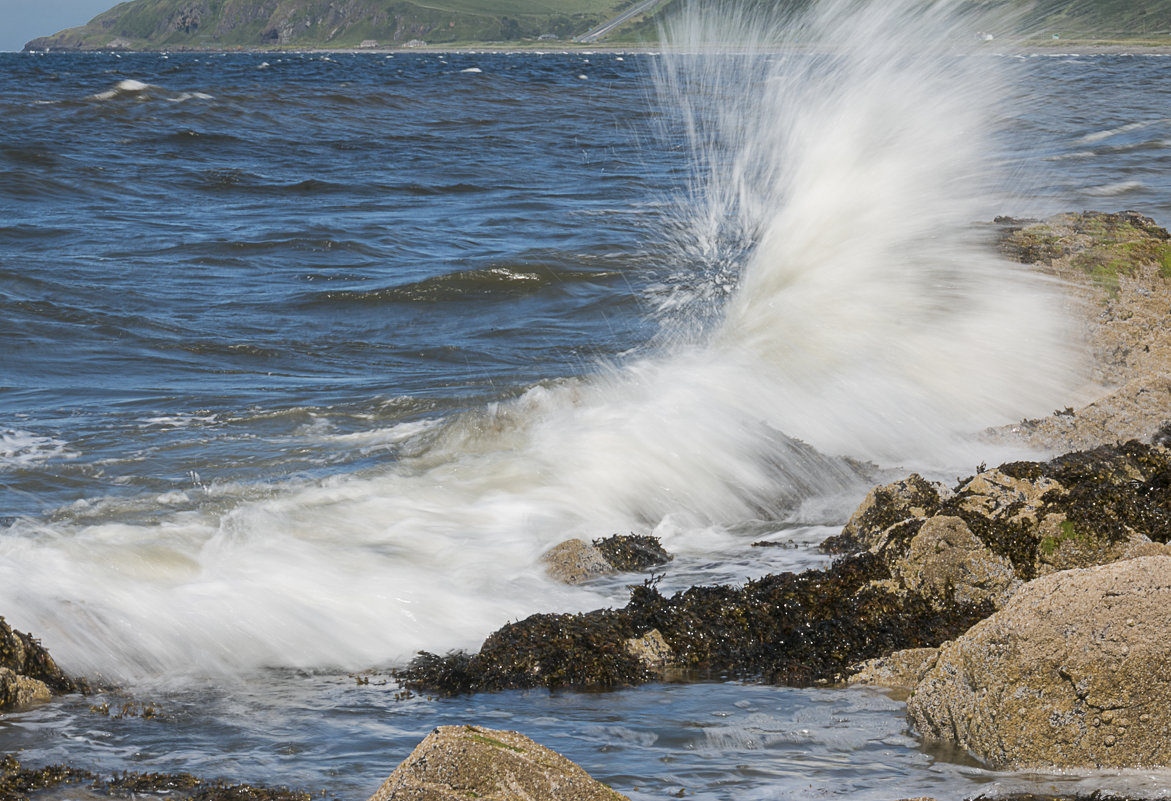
top-left (5, 211), bottom-right (1171, 799)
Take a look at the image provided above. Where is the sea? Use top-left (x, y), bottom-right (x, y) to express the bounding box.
top-left (4, 0), bottom-right (1171, 797)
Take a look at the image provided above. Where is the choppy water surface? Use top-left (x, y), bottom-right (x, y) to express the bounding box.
top-left (5, 1), bottom-right (1171, 796)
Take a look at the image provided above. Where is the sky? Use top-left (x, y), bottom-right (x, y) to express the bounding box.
top-left (0, 0), bottom-right (115, 52)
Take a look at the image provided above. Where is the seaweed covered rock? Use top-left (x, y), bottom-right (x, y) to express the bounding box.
top-left (821, 473), bottom-right (949, 554)
top-left (397, 551), bottom-right (991, 694)
top-left (0, 754), bottom-right (310, 801)
top-left (592, 534), bottom-right (671, 572)
top-left (366, 725), bottom-right (629, 801)
top-left (829, 441), bottom-right (1171, 597)
top-left (0, 617), bottom-right (83, 711)
top-left (908, 556), bottom-right (1171, 770)
top-left (890, 516), bottom-right (1018, 608)
top-left (542, 534), bottom-right (672, 585)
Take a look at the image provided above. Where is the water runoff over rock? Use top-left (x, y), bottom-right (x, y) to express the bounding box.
top-left (0, 0), bottom-right (1079, 684)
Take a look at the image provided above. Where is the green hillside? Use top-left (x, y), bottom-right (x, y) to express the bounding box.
top-left (22, 0), bottom-right (1171, 51)
top-left (23, 0), bottom-right (630, 50)
top-left (1024, 0), bottom-right (1171, 38)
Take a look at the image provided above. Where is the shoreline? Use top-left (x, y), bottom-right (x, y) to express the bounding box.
top-left (14, 40), bottom-right (1171, 56)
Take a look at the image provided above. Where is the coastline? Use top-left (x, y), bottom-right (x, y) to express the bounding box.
top-left (15, 39), bottom-right (1171, 56)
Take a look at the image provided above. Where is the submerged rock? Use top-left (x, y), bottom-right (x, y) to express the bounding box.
top-left (366, 725), bottom-right (629, 801)
top-left (908, 555), bottom-right (1171, 770)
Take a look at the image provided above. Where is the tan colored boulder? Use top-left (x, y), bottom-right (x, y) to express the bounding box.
top-left (366, 725), bottom-right (630, 801)
top-left (907, 555), bottom-right (1171, 770)
top-left (894, 516), bottom-right (1018, 608)
top-left (541, 539), bottom-right (612, 585)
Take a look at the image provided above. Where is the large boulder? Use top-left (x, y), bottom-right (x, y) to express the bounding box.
top-left (907, 555), bottom-right (1171, 770)
top-left (366, 725), bottom-right (629, 801)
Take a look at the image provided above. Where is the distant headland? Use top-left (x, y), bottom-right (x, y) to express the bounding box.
top-left (21, 0), bottom-right (1171, 53)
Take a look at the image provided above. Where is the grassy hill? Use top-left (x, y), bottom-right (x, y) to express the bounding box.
top-left (22, 0), bottom-right (1171, 51)
top-left (22, 0), bottom-right (633, 50)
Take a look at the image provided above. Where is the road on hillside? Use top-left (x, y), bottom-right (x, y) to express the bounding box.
top-left (575, 0), bottom-right (663, 43)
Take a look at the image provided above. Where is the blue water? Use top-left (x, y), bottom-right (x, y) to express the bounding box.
top-left (4, 41), bottom-right (1171, 801)
top-left (1, 51), bottom-right (667, 519)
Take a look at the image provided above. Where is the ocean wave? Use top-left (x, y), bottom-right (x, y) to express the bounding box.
top-left (0, 430), bottom-right (75, 471)
top-left (307, 263), bottom-right (618, 305)
top-left (89, 78), bottom-right (214, 104)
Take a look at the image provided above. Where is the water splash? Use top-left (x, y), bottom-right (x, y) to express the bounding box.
top-left (0, 0), bottom-right (1082, 681)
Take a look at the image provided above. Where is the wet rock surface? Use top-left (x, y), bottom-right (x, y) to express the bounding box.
top-left (908, 556), bottom-right (1171, 770)
top-left (366, 725), bottom-right (629, 801)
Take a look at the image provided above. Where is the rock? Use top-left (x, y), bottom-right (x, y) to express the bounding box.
top-left (592, 534), bottom-right (672, 573)
top-left (366, 725), bottom-right (629, 801)
top-left (0, 669), bottom-right (50, 709)
top-left (821, 473), bottom-right (948, 554)
top-left (0, 616), bottom-right (83, 710)
top-left (624, 629), bottom-right (672, 668)
top-left (990, 375), bottom-right (1171, 453)
top-left (847, 647), bottom-right (938, 695)
top-left (541, 539), bottom-right (613, 584)
top-left (908, 555), bottom-right (1171, 770)
top-left (833, 442), bottom-right (1171, 588)
top-left (893, 516), bottom-right (1018, 609)
top-left (542, 534), bottom-right (672, 584)
top-left (994, 211), bottom-right (1171, 452)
